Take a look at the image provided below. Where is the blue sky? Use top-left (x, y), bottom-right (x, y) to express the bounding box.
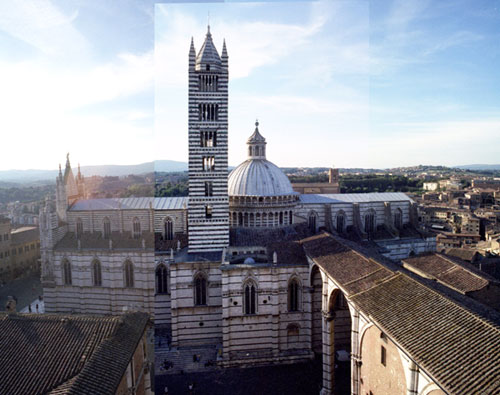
top-left (0, 0), bottom-right (499, 170)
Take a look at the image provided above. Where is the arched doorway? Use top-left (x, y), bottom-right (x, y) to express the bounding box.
top-left (325, 289), bottom-right (352, 395)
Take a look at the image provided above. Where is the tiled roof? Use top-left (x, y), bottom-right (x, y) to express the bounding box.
top-left (10, 226), bottom-right (39, 245)
top-left (351, 274), bottom-right (500, 395)
top-left (301, 233), bottom-right (500, 394)
top-left (299, 192), bottom-right (413, 204)
top-left (402, 253), bottom-right (491, 293)
top-left (300, 232), bottom-right (394, 295)
top-left (69, 197), bottom-right (187, 211)
top-left (0, 312), bottom-right (149, 395)
top-left (266, 240), bottom-right (307, 266)
top-left (444, 248), bottom-right (480, 262)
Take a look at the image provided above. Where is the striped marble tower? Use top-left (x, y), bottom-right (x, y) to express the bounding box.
top-left (187, 26), bottom-right (229, 253)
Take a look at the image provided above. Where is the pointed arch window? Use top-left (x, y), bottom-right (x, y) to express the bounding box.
top-left (336, 211), bottom-right (345, 233)
top-left (364, 211), bottom-right (376, 234)
top-left (92, 259), bottom-right (102, 286)
top-left (156, 263), bottom-right (169, 294)
top-left (194, 273), bottom-right (207, 305)
top-left (62, 259), bottom-right (72, 285)
top-left (394, 208), bottom-right (402, 229)
top-left (76, 218), bottom-right (83, 239)
top-left (288, 278), bottom-right (301, 312)
top-left (308, 211), bottom-right (317, 232)
top-left (244, 281), bottom-right (257, 315)
top-left (124, 260), bottom-right (134, 288)
top-left (103, 217), bottom-right (111, 239)
top-left (133, 217), bottom-right (141, 239)
top-left (164, 218), bottom-right (173, 240)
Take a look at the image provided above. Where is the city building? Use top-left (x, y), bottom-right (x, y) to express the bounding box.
top-left (0, 216), bottom-right (40, 282)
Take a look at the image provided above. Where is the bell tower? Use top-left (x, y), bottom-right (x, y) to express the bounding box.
top-left (188, 26), bottom-right (229, 253)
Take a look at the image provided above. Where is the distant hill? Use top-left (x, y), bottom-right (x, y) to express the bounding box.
top-left (0, 160), bottom-right (188, 184)
top-left (454, 164), bottom-right (500, 171)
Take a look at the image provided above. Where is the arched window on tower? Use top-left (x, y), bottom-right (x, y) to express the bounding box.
top-left (164, 218), bottom-right (173, 240)
top-left (156, 263), bottom-right (168, 294)
top-left (133, 217), bottom-right (141, 239)
top-left (62, 259), bottom-right (72, 285)
top-left (124, 260), bottom-right (134, 288)
top-left (288, 278), bottom-right (301, 312)
top-left (76, 218), bottom-right (83, 239)
top-left (243, 280), bottom-right (257, 315)
top-left (194, 273), bottom-right (207, 305)
top-left (92, 259), bottom-right (102, 286)
top-left (103, 217), bottom-right (111, 239)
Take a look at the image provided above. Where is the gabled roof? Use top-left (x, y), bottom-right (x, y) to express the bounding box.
top-left (302, 232), bottom-right (500, 395)
top-left (402, 253), bottom-right (495, 294)
top-left (351, 274), bottom-right (500, 395)
top-left (299, 192), bottom-right (414, 204)
top-left (0, 312), bottom-right (150, 395)
top-left (69, 197), bottom-right (188, 211)
top-left (301, 232), bottom-right (394, 295)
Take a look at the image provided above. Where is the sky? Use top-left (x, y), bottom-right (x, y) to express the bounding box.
top-left (0, 0), bottom-right (499, 171)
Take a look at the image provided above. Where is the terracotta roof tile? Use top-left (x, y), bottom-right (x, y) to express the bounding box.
top-left (351, 274), bottom-right (500, 395)
top-left (403, 253), bottom-right (490, 293)
top-left (0, 312), bottom-right (149, 395)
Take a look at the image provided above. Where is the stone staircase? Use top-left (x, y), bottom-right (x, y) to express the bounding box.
top-left (155, 344), bottom-right (221, 375)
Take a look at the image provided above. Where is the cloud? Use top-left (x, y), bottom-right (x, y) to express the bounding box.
top-left (155, 4), bottom-right (327, 85)
top-left (241, 94), bottom-right (368, 116)
top-left (422, 30), bottom-right (483, 56)
top-left (0, 50), bottom-right (153, 115)
top-left (0, 0), bottom-right (89, 56)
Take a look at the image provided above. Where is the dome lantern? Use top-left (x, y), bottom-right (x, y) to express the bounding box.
top-left (247, 120), bottom-right (267, 159)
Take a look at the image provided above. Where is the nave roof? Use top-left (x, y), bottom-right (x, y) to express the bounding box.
top-left (69, 197), bottom-right (188, 211)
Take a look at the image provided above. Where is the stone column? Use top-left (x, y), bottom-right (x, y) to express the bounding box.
top-left (407, 360), bottom-right (419, 395)
top-left (351, 308), bottom-right (361, 395)
top-left (321, 309), bottom-right (335, 395)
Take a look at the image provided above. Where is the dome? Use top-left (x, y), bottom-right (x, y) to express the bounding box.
top-left (228, 159), bottom-right (295, 197)
top-left (229, 121), bottom-right (295, 197)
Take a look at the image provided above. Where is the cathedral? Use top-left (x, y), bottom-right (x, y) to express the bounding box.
top-left (38, 26), bottom-right (500, 395)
